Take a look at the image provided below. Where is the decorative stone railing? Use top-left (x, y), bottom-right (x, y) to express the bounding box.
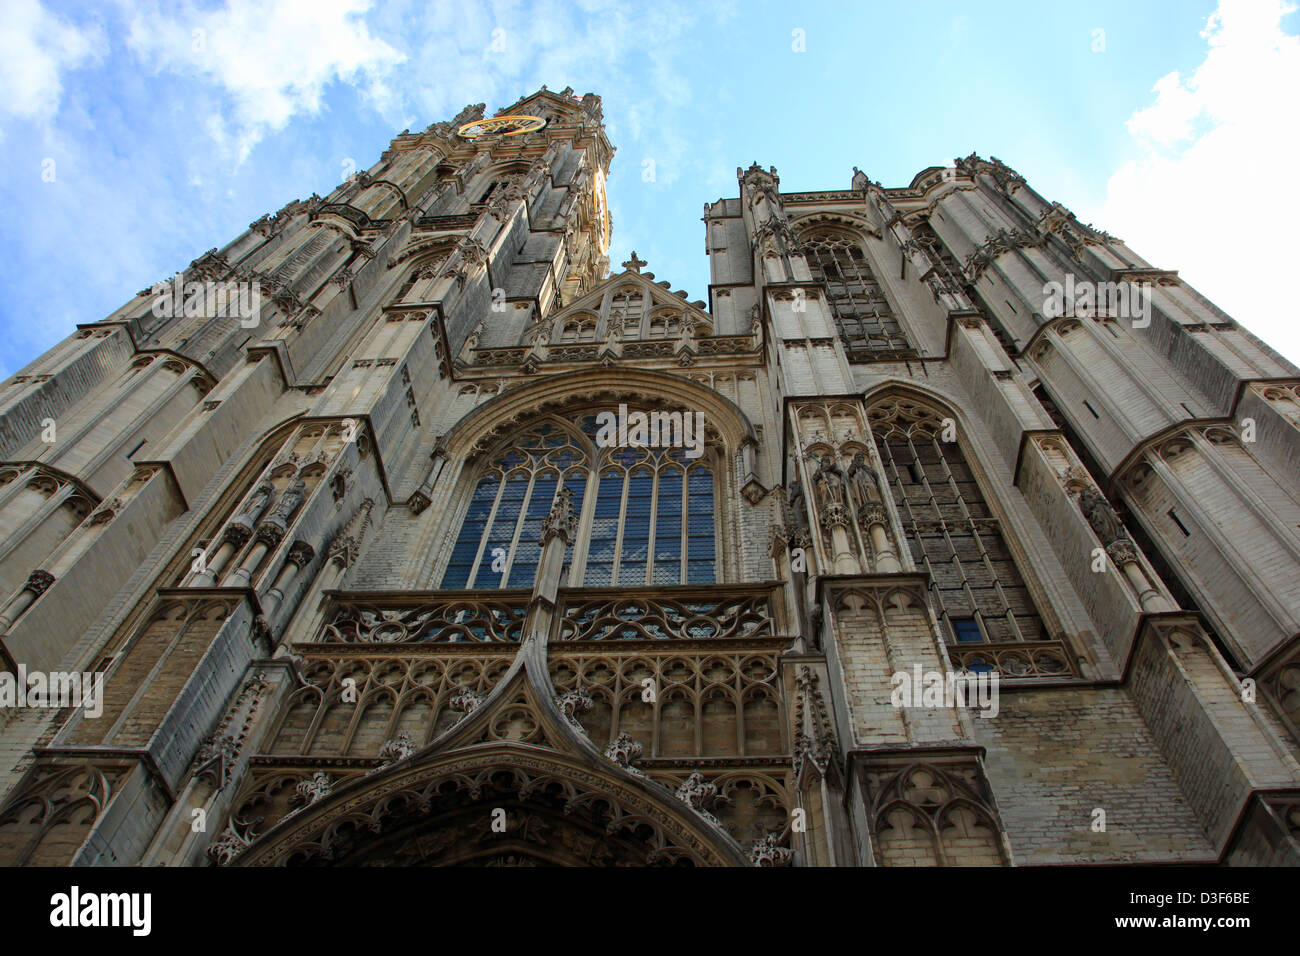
top-left (312, 585), bottom-right (779, 645)
top-left (319, 591), bottom-right (530, 644)
top-left (945, 638), bottom-right (1079, 680)
top-left (557, 585), bottom-right (774, 642)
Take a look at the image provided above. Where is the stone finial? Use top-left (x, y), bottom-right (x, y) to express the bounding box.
top-left (208, 826), bottom-right (250, 866)
top-left (553, 685), bottom-right (593, 729)
top-left (449, 686), bottom-right (485, 718)
top-left (622, 251), bottom-right (647, 273)
top-left (605, 731), bottom-right (645, 771)
top-left (675, 772), bottom-right (722, 826)
top-left (327, 498), bottom-right (375, 569)
top-left (294, 771), bottom-right (333, 808)
top-left (540, 486), bottom-right (578, 545)
top-left (367, 732), bottom-right (417, 775)
top-left (750, 833), bottom-right (794, 867)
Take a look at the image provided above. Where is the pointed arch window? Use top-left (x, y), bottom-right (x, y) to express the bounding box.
top-left (801, 229), bottom-right (912, 359)
top-left (441, 414), bottom-right (718, 590)
top-left (868, 398), bottom-right (1045, 643)
top-left (442, 423), bottom-right (590, 589)
top-left (647, 309), bottom-right (683, 338)
top-left (608, 288), bottom-right (644, 337)
top-left (560, 312), bottom-right (598, 343)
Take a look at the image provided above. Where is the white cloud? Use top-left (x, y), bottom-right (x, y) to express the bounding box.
top-left (0, 0), bottom-right (104, 126)
top-left (1095, 0), bottom-right (1300, 365)
top-left (125, 0), bottom-right (405, 161)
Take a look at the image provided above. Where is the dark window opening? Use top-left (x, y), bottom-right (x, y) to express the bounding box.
top-left (801, 230), bottom-right (912, 358)
top-left (1167, 509), bottom-right (1191, 537)
top-left (875, 399), bottom-right (1047, 643)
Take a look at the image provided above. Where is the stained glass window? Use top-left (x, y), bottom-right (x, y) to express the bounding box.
top-left (442, 416), bottom-right (717, 589)
top-left (441, 423), bottom-right (589, 589)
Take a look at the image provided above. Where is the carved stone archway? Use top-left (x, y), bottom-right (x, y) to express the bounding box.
top-left (232, 743), bottom-right (745, 867)
top-left (230, 644), bottom-right (752, 867)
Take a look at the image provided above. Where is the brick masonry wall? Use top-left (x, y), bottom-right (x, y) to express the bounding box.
top-left (972, 686), bottom-right (1216, 864)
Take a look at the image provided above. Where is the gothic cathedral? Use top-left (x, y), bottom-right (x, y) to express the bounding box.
top-left (2, 88), bottom-right (1299, 867)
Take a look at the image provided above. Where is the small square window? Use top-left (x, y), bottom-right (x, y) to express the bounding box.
top-left (951, 617), bottom-right (983, 643)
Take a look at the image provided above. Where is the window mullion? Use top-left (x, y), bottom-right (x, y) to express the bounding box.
top-left (466, 473), bottom-right (506, 589)
top-left (645, 464), bottom-right (659, 586)
top-left (611, 466), bottom-right (629, 583)
top-left (502, 470), bottom-right (537, 588)
top-left (680, 463), bottom-right (690, 585)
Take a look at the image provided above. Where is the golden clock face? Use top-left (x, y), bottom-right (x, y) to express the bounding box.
top-left (457, 115), bottom-right (547, 139)
top-left (592, 168), bottom-right (611, 255)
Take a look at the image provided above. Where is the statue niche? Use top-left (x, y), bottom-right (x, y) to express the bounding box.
top-left (846, 452), bottom-right (881, 510)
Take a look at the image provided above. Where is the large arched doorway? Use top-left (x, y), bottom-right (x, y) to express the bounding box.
top-left (232, 744), bottom-right (748, 867)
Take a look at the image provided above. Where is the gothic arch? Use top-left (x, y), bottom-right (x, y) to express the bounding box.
top-left (231, 744), bottom-right (743, 866)
top-left (440, 368), bottom-right (758, 461)
top-left (229, 647), bottom-right (751, 867)
top-left (433, 404), bottom-right (727, 589)
top-left (794, 220), bottom-right (910, 357)
top-left (386, 236), bottom-right (458, 271)
top-left (789, 211), bottom-right (882, 241)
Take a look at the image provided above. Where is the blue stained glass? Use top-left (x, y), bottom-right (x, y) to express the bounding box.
top-left (687, 561), bottom-right (715, 584)
top-left (508, 473), bottom-right (557, 587)
top-left (442, 474), bottom-right (501, 588)
top-left (686, 514), bottom-right (713, 533)
top-left (560, 473), bottom-right (587, 580)
top-left (584, 471), bottom-right (624, 586)
top-left (685, 464), bottom-right (715, 584)
top-left (449, 431), bottom-right (720, 591)
top-left (654, 471), bottom-right (684, 584)
top-left (474, 472), bottom-right (528, 587)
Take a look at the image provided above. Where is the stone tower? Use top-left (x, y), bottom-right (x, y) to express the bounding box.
top-left (1, 89), bottom-right (1298, 866)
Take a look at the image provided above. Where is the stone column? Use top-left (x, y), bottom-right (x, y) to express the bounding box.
top-left (224, 476), bottom-right (307, 588)
top-left (527, 486), bottom-right (577, 640)
top-left (857, 503), bottom-right (901, 573)
top-left (261, 540), bottom-right (316, 620)
top-left (0, 570), bottom-right (55, 634)
top-left (820, 506), bottom-right (859, 575)
top-left (192, 480), bottom-right (277, 586)
top-left (1078, 485), bottom-right (1173, 613)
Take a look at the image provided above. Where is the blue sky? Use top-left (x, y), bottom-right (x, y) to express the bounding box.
top-left (2, 0), bottom-right (1297, 378)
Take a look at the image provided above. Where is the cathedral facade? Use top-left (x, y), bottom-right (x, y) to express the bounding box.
top-left (2, 87), bottom-right (1299, 866)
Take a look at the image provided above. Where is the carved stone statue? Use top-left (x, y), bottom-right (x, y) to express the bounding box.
top-left (787, 481), bottom-right (811, 540)
top-left (269, 477), bottom-right (308, 524)
top-left (846, 452), bottom-right (880, 508)
top-left (1078, 485), bottom-right (1125, 545)
top-left (239, 480), bottom-right (276, 524)
top-left (812, 456), bottom-right (846, 508)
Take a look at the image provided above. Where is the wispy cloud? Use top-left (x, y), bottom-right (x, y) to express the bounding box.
top-left (1096, 0), bottom-right (1300, 363)
top-left (0, 0), bottom-right (104, 128)
top-left (124, 0), bottom-right (405, 162)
